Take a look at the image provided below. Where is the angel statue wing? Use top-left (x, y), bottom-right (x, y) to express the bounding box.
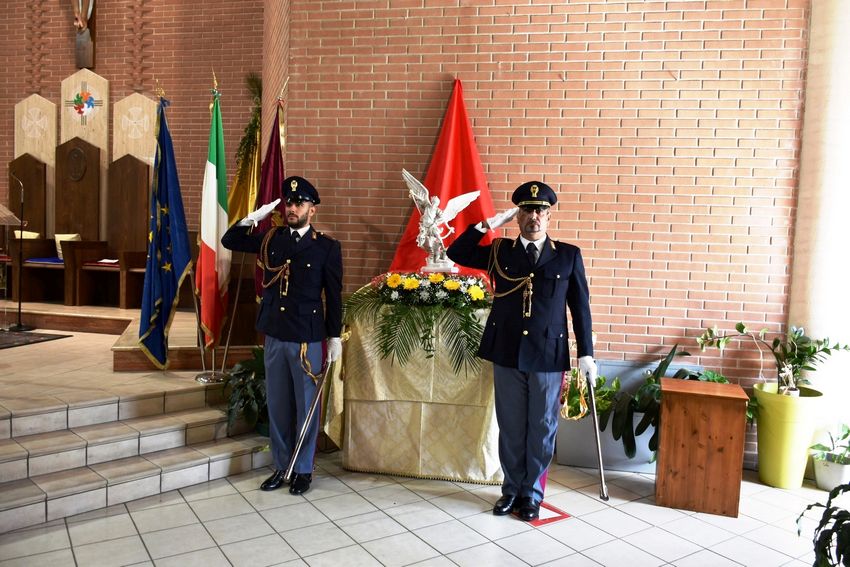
top-left (441, 190), bottom-right (480, 224)
top-left (402, 169), bottom-right (432, 213)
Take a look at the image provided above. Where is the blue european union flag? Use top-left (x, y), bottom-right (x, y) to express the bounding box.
top-left (139, 98), bottom-right (192, 369)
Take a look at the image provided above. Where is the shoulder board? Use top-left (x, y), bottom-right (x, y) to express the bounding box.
top-left (314, 230), bottom-right (337, 242)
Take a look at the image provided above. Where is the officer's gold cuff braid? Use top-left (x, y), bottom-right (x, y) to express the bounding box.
top-left (487, 239), bottom-right (533, 318)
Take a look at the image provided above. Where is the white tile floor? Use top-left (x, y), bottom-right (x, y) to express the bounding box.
top-left (0, 321), bottom-right (839, 566)
top-left (0, 450), bottom-right (834, 567)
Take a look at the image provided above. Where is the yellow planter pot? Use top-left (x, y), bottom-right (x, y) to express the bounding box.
top-left (753, 383), bottom-right (823, 488)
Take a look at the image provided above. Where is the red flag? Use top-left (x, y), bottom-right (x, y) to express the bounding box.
top-left (254, 101), bottom-right (285, 298)
top-left (389, 79), bottom-right (495, 273)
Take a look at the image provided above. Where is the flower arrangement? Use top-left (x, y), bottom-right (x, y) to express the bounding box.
top-left (344, 272), bottom-right (491, 374)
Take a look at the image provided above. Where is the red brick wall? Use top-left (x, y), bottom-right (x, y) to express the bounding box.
top-left (0, 0), bottom-right (264, 230)
top-left (282, 0), bottom-right (809, 382)
top-left (0, 1), bottom-right (810, 385)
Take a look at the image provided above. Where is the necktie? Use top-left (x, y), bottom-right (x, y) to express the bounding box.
top-left (526, 242), bottom-right (538, 266)
top-left (291, 231), bottom-right (300, 244)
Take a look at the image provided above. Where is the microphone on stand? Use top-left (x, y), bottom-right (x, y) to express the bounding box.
top-left (7, 173), bottom-right (33, 332)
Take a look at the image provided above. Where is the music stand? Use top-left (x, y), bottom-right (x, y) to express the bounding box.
top-left (0, 202), bottom-right (33, 332)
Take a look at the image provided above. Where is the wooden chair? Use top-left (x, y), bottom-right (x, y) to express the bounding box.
top-left (9, 139), bottom-right (101, 305)
top-left (74, 154), bottom-right (149, 308)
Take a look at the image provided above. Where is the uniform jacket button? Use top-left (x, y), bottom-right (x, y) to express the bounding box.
top-left (522, 330), bottom-right (528, 336)
top-left (280, 307), bottom-right (285, 312)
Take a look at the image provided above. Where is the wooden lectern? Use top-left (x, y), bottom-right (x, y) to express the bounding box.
top-left (655, 378), bottom-right (749, 517)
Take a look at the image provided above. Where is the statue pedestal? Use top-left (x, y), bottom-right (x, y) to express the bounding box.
top-left (421, 258), bottom-right (458, 273)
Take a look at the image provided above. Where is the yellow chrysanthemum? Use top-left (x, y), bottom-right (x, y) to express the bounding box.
top-left (467, 285), bottom-right (485, 301)
top-left (403, 277), bottom-right (420, 290)
top-left (428, 273), bottom-right (445, 284)
top-left (386, 273), bottom-right (403, 288)
top-left (443, 279), bottom-right (461, 291)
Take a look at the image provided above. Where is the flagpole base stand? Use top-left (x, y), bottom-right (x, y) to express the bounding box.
top-left (7, 323), bottom-right (35, 332)
top-left (195, 370), bottom-right (228, 384)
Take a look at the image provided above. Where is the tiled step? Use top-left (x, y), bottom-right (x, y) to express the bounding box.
top-left (0, 382), bottom-right (223, 438)
top-left (0, 433), bottom-right (271, 533)
top-left (0, 378), bottom-right (261, 534)
top-left (0, 407), bottom-right (236, 482)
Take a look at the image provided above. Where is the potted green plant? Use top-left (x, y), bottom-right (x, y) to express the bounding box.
top-left (599, 344), bottom-right (731, 461)
top-left (224, 346), bottom-right (269, 436)
top-left (697, 323), bottom-right (850, 488)
top-left (559, 344), bottom-right (731, 471)
top-left (797, 482), bottom-right (850, 567)
top-left (811, 424), bottom-right (850, 491)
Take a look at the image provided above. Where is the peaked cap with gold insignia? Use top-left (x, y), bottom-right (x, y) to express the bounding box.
top-left (511, 180), bottom-right (556, 208)
top-left (283, 175), bottom-right (320, 205)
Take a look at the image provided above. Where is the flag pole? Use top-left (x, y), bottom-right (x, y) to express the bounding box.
top-left (220, 251), bottom-right (248, 374)
top-left (188, 263), bottom-right (207, 372)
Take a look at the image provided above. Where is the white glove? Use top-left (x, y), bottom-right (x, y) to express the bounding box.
top-left (482, 207), bottom-right (519, 230)
top-left (327, 337), bottom-right (342, 363)
top-left (578, 355), bottom-right (597, 384)
top-left (240, 198), bottom-right (281, 227)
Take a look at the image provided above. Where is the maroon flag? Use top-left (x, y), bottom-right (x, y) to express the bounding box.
top-left (389, 79), bottom-right (496, 274)
top-left (254, 100), bottom-right (285, 298)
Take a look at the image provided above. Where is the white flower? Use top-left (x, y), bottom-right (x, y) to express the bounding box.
top-left (436, 290), bottom-right (448, 299)
top-left (419, 291), bottom-right (430, 300)
top-left (390, 291), bottom-right (399, 300)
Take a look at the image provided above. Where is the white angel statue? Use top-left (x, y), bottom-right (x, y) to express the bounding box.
top-left (402, 169), bottom-right (480, 272)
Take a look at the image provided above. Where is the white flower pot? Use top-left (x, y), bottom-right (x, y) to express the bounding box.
top-left (813, 457), bottom-right (850, 491)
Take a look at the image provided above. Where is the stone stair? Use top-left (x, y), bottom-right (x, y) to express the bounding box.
top-left (0, 381), bottom-right (271, 534)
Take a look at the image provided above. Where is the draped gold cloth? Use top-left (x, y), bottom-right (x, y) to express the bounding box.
top-left (325, 312), bottom-right (503, 484)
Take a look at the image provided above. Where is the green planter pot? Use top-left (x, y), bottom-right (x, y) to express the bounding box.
top-left (753, 383), bottom-right (823, 488)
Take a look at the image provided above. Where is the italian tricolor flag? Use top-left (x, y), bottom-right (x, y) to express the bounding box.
top-left (195, 93), bottom-right (231, 348)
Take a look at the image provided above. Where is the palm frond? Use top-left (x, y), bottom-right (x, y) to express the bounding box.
top-left (343, 284), bottom-right (384, 325)
top-left (438, 307), bottom-right (483, 375)
top-left (375, 304), bottom-right (431, 366)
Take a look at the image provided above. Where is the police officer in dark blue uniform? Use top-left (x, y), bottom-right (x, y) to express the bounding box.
top-left (221, 176), bottom-right (343, 496)
top-left (447, 181), bottom-right (597, 521)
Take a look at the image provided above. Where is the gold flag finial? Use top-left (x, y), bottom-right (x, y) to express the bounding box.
top-left (212, 70), bottom-right (218, 92)
top-left (154, 78), bottom-right (165, 99)
top-left (278, 76), bottom-right (289, 101)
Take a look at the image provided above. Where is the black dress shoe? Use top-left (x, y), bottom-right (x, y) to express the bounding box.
top-left (492, 494), bottom-right (517, 516)
top-left (289, 473), bottom-right (312, 495)
top-left (260, 470), bottom-right (288, 492)
top-left (517, 497), bottom-right (540, 522)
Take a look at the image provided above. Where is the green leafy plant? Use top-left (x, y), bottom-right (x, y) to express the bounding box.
top-left (224, 346), bottom-right (268, 434)
top-left (343, 272), bottom-right (490, 374)
top-left (597, 344), bottom-right (731, 460)
top-left (811, 424), bottom-right (850, 466)
top-left (797, 482), bottom-right (850, 567)
top-left (697, 323), bottom-right (850, 395)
